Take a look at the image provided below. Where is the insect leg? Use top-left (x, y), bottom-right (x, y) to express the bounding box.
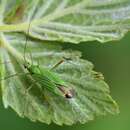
top-left (0, 72), bottom-right (30, 81)
top-left (50, 56), bottom-right (73, 70)
top-left (50, 59), bottom-right (64, 70)
top-left (0, 61), bottom-right (12, 65)
top-left (22, 83), bottom-right (34, 116)
top-left (22, 79), bottom-right (43, 116)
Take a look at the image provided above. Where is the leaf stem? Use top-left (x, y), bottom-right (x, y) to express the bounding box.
top-left (0, 23), bottom-right (26, 32)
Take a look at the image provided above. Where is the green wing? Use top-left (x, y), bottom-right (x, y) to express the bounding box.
top-left (28, 65), bottom-right (68, 97)
top-left (29, 65), bottom-right (66, 86)
top-left (31, 73), bottom-right (63, 97)
top-left (39, 66), bottom-right (66, 85)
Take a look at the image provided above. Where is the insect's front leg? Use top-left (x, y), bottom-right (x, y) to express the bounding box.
top-left (0, 72), bottom-right (30, 81)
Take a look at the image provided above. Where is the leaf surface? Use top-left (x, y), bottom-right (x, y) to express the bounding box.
top-left (0, 0), bottom-right (130, 43)
top-left (0, 33), bottom-right (119, 125)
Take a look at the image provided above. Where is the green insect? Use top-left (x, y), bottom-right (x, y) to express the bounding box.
top-left (1, 22), bottom-right (74, 99)
top-left (24, 62), bottom-right (74, 99)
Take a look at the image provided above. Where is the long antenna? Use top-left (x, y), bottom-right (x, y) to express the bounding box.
top-left (24, 21), bottom-right (31, 64)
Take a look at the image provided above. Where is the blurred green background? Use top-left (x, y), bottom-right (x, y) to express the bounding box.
top-left (0, 32), bottom-right (130, 130)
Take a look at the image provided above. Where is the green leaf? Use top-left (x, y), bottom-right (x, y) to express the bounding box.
top-left (0, 33), bottom-right (119, 125)
top-left (0, 0), bottom-right (130, 43)
top-left (0, 0), bottom-right (119, 125)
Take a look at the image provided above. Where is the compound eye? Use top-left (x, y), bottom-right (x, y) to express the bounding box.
top-left (65, 93), bottom-right (73, 99)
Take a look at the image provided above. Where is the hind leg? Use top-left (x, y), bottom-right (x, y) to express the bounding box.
top-left (50, 59), bottom-right (64, 70)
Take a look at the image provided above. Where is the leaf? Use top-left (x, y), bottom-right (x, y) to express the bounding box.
top-left (0, 33), bottom-right (119, 125)
top-left (0, 0), bottom-right (119, 125)
top-left (0, 0), bottom-right (130, 43)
